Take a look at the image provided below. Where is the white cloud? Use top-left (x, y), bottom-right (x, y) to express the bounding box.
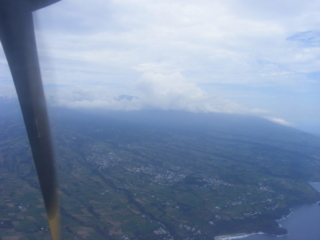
top-left (28, 0), bottom-right (320, 88)
top-left (48, 72), bottom-right (248, 114)
top-left (0, 84), bottom-right (16, 98)
top-left (135, 72), bottom-right (247, 113)
top-left (264, 117), bottom-right (295, 127)
top-left (0, 0), bottom-right (319, 132)
top-left (48, 86), bottom-right (139, 111)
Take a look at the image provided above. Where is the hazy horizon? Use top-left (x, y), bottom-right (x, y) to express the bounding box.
top-left (0, 0), bottom-right (319, 133)
top-left (1, 96), bottom-right (319, 135)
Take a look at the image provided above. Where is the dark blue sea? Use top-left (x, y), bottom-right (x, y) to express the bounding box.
top-left (219, 182), bottom-right (320, 240)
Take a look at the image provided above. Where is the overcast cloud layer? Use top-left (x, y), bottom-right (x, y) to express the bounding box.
top-left (0, 0), bottom-right (319, 132)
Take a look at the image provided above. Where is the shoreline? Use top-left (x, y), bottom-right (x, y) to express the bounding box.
top-left (214, 231), bottom-right (289, 240)
top-left (214, 199), bottom-right (320, 240)
top-left (215, 232), bottom-right (263, 240)
top-left (276, 208), bottom-right (292, 222)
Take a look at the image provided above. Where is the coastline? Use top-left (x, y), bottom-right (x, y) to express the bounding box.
top-left (276, 208), bottom-right (293, 222)
top-left (215, 232), bottom-right (263, 240)
top-left (214, 184), bottom-right (320, 240)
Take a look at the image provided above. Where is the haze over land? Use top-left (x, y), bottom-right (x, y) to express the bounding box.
top-left (0, 2), bottom-right (319, 239)
top-left (1, 99), bottom-right (320, 239)
top-left (0, 0), bottom-right (319, 133)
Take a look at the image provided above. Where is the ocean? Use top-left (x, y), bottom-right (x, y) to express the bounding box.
top-left (219, 182), bottom-right (320, 240)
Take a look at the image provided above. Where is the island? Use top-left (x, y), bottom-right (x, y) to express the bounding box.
top-left (1, 106), bottom-right (320, 239)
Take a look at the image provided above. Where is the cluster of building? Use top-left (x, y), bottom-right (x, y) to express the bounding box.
top-left (202, 177), bottom-right (233, 189)
top-left (85, 149), bottom-right (122, 169)
top-left (125, 165), bottom-right (186, 185)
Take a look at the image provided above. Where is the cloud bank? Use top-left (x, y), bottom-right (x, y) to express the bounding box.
top-left (49, 72), bottom-right (247, 113)
top-left (48, 72), bottom-right (294, 127)
top-left (0, 0), bottom-right (318, 130)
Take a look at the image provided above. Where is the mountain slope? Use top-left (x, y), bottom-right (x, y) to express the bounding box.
top-left (1, 100), bottom-right (320, 240)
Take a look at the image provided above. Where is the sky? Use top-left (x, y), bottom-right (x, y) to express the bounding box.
top-left (0, 0), bottom-right (319, 133)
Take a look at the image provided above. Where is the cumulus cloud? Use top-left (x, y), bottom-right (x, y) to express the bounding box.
top-left (48, 72), bottom-right (296, 128)
top-left (49, 86), bottom-right (140, 111)
top-left (0, 0), bottom-right (319, 132)
top-left (48, 72), bottom-right (248, 114)
top-left (135, 72), bottom-right (248, 113)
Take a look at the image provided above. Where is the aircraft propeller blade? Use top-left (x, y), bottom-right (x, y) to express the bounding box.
top-left (0, 0), bottom-right (60, 239)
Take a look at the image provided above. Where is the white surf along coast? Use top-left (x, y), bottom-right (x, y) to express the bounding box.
top-left (215, 232), bottom-right (264, 240)
top-left (214, 182), bottom-right (320, 240)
